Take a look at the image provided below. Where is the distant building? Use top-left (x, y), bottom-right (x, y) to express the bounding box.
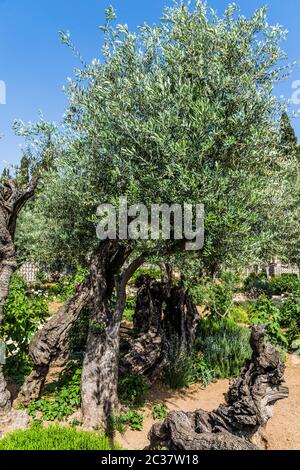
top-left (246, 261), bottom-right (300, 278)
top-left (268, 261), bottom-right (300, 278)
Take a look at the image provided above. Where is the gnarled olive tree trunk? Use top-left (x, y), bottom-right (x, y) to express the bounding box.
top-left (120, 277), bottom-right (166, 380)
top-left (18, 238), bottom-right (145, 430)
top-left (81, 243), bottom-right (187, 429)
top-left (17, 243), bottom-right (118, 406)
top-left (0, 178), bottom-right (38, 414)
top-left (81, 242), bottom-right (120, 429)
top-left (149, 325), bottom-right (289, 450)
top-left (19, 239), bottom-right (185, 429)
top-left (81, 241), bottom-right (145, 430)
top-left (17, 279), bottom-right (90, 405)
top-left (120, 279), bottom-right (198, 381)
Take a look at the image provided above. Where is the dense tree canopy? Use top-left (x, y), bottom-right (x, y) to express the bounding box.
top-left (276, 113), bottom-right (300, 269)
top-left (16, 2), bottom-right (296, 276)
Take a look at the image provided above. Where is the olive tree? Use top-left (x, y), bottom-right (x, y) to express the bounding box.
top-left (17, 2), bottom-right (295, 428)
top-left (0, 121), bottom-right (56, 414)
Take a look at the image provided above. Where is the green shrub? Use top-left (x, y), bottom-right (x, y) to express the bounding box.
top-left (0, 423), bottom-right (119, 450)
top-left (1, 274), bottom-right (48, 353)
top-left (283, 297), bottom-right (300, 347)
top-left (130, 266), bottom-right (161, 285)
top-left (279, 295), bottom-right (300, 328)
top-left (118, 374), bottom-right (149, 406)
top-left (164, 335), bottom-right (216, 389)
top-left (107, 414), bottom-right (126, 436)
top-left (290, 337), bottom-right (300, 351)
top-left (243, 272), bottom-right (272, 298)
top-left (286, 320), bottom-right (300, 347)
top-left (188, 352), bottom-right (215, 387)
top-left (249, 296), bottom-right (287, 347)
top-left (270, 274), bottom-right (300, 295)
top-left (229, 305), bottom-right (250, 325)
top-left (27, 363), bottom-right (82, 421)
top-left (123, 293), bottom-right (137, 322)
top-left (164, 336), bottom-right (194, 389)
top-left (109, 411), bottom-right (144, 435)
top-left (124, 410), bottom-right (144, 431)
top-left (190, 282), bottom-right (210, 306)
top-left (53, 267), bottom-right (89, 302)
top-left (191, 274), bottom-right (236, 314)
top-left (205, 281), bottom-right (233, 318)
top-left (1, 274), bottom-right (48, 383)
top-left (4, 352), bottom-right (33, 386)
top-left (36, 270), bottom-right (48, 283)
top-left (152, 404), bottom-right (168, 421)
top-left (194, 318), bottom-right (251, 379)
top-left (220, 271), bottom-right (240, 289)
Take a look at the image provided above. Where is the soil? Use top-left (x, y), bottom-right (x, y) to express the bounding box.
top-left (48, 301), bottom-right (64, 316)
top-left (116, 355), bottom-right (300, 450)
top-left (265, 355), bottom-right (300, 450)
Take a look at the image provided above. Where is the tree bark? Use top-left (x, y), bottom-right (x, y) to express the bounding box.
top-left (120, 278), bottom-right (165, 380)
top-left (120, 280), bottom-right (198, 380)
top-left (164, 285), bottom-right (198, 349)
top-left (18, 239), bottom-right (144, 430)
top-left (0, 178), bottom-right (38, 414)
top-left (81, 246), bottom-right (118, 429)
top-left (17, 280), bottom-right (90, 404)
top-left (133, 277), bottom-right (164, 333)
top-left (81, 241), bottom-right (138, 429)
top-left (149, 324), bottom-right (288, 450)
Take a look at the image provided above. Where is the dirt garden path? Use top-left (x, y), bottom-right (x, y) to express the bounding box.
top-left (117, 355), bottom-right (300, 450)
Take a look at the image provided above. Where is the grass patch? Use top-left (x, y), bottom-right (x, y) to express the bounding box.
top-left (0, 423), bottom-right (120, 450)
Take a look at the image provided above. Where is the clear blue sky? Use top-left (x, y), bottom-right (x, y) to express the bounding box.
top-left (0, 0), bottom-right (300, 170)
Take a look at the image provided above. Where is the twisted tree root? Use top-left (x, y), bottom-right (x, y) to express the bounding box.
top-left (149, 325), bottom-right (288, 450)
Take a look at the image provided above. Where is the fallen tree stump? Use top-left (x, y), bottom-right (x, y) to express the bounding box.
top-left (148, 324), bottom-right (289, 450)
